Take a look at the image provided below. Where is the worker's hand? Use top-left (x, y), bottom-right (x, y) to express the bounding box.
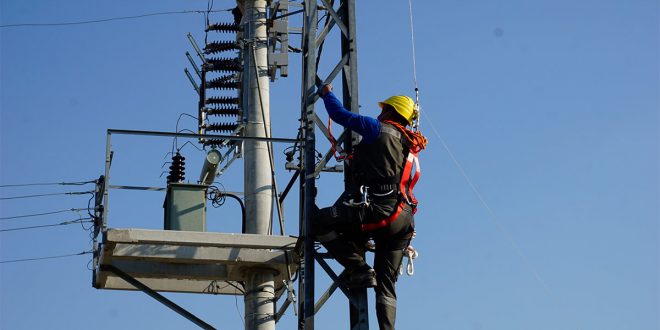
top-left (320, 84), bottom-right (333, 97)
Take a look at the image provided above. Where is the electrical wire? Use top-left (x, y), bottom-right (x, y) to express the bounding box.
top-left (0, 218), bottom-right (93, 232)
top-left (0, 9), bottom-right (233, 28)
top-left (178, 139), bottom-right (204, 152)
top-left (207, 185), bottom-right (227, 207)
top-left (0, 190), bottom-right (94, 201)
top-left (172, 113), bottom-right (200, 155)
top-left (204, 279), bottom-right (245, 295)
top-left (250, 44), bottom-right (287, 237)
top-left (205, 0), bottom-right (214, 45)
top-left (0, 250), bottom-right (92, 264)
top-left (0, 180), bottom-right (95, 188)
top-left (0, 208), bottom-right (90, 220)
top-left (235, 287), bottom-right (245, 328)
top-left (87, 192), bottom-right (97, 219)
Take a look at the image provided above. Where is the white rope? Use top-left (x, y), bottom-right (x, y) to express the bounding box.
top-left (405, 2), bottom-right (574, 326)
top-left (399, 245), bottom-right (418, 276)
top-left (408, 0), bottom-right (419, 90)
top-left (407, 0), bottom-right (421, 131)
top-left (419, 107), bottom-right (559, 305)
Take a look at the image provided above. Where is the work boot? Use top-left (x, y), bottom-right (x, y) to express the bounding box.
top-left (341, 266), bottom-right (377, 288)
top-left (320, 238), bottom-right (375, 288)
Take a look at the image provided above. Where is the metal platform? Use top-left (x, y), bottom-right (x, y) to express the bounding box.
top-left (95, 229), bottom-right (298, 295)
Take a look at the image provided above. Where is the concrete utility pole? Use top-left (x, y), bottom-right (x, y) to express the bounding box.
top-left (242, 1), bottom-right (275, 330)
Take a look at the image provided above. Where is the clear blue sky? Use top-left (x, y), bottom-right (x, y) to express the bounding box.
top-left (1, 1), bottom-right (658, 329)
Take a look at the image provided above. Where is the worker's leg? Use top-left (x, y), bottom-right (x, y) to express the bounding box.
top-left (373, 207), bottom-right (414, 330)
top-left (313, 196), bottom-right (375, 287)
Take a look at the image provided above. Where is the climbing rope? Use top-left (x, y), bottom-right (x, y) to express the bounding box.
top-left (382, 119), bottom-right (428, 152)
top-left (327, 117), bottom-right (351, 162)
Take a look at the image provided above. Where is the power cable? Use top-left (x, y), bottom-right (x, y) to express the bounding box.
top-left (0, 190), bottom-right (94, 201)
top-left (250, 44), bottom-right (287, 237)
top-left (173, 113), bottom-right (200, 155)
top-left (249, 41), bottom-right (295, 288)
top-left (87, 192), bottom-right (97, 219)
top-left (0, 218), bottom-right (93, 232)
top-left (0, 250), bottom-right (92, 264)
top-left (0, 9), bottom-right (233, 28)
top-left (0, 208), bottom-right (90, 220)
top-left (0, 180), bottom-right (95, 188)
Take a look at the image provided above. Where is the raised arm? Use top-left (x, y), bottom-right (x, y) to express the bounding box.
top-left (319, 85), bottom-right (380, 144)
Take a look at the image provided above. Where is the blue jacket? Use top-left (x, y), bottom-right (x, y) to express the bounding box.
top-left (320, 91), bottom-right (380, 144)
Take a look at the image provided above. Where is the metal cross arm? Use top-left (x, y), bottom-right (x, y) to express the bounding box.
top-left (319, 0), bottom-right (349, 36)
top-left (309, 54), bottom-right (349, 105)
top-left (314, 130), bottom-right (348, 177)
top-left (312, 112), bottom-right (345, 153)
top-left (313, 253), bottom-right (363, 309)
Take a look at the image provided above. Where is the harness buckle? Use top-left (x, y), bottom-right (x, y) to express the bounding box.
top-left (342, 185), bottom-right (370, 208)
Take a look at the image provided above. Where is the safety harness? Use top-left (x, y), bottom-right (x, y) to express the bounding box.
top-left (361, 147), bottom-right (420, 231)
top-left (327, 104), bottom-right (427, 232)
top-left (360, 120), bottom-right (426, 232)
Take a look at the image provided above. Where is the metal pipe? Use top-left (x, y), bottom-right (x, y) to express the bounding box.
top-left (187, 33), bottom-right (208, 64)
top-left (186, 51), bottom-right (202, 78)
top-left (184, 69), bottom-right (200, 95)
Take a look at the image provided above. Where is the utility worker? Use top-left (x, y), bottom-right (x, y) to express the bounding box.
top-left (314, 84), bottom-right (427, 329)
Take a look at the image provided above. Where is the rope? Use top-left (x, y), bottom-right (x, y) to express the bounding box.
top-left (408, 0), bottom-right (419, 91)
top-left (403, 2), bottom-right (573, 326)
top-left (407, 0), bottom-right (423, 132)
top-left (382, 119), bottom-right (428, 152)
top-left (327, 118), bottom-right (350, 162)
top-left (399, 245), bottom-right (418, 276)
top-left (418, 96), bottom-right (560, 310)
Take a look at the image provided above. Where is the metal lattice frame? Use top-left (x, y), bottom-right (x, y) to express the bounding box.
top-left (299, 1), bottom-right (367, 329)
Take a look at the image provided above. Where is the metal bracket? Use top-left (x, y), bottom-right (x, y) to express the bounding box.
top-left (99, 264), bottom-right (217, 330)
top-left (313, 254), bottom-right (364, 309)
top-left (268, 0), bottom-right (291, 80)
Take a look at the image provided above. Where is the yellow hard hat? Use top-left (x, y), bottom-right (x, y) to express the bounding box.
top-left (378, 95), bottom-right (418, 125)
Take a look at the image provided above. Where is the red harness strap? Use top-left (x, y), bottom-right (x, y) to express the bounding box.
top-left (361, 150), bottom-right (421, 232)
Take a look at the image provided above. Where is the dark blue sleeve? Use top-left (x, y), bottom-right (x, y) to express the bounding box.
top-left (320, 91), bottom-right (380, 144)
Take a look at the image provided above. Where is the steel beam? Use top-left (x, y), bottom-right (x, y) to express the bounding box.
top-left (298, 0), bottom-right (366, 329)
top-left (300, 0), bottom-right (319, 329)
top-left (100, 264), bottom-right (217, 330)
